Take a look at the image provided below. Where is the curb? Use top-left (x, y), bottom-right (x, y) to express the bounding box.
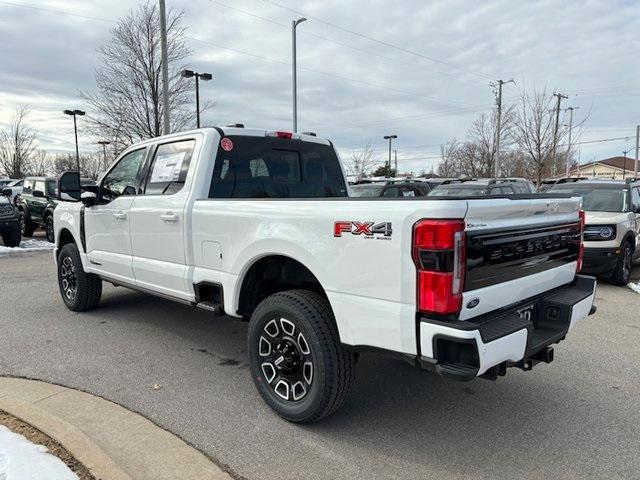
top-left (0, 377), bottom-right (232, 480)
top-left (0, 395), bottom-right (132, 480)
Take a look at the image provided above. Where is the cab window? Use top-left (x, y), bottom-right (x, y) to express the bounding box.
top-left (34, 180), bottom-right (45, 195)
top-left (631, 187), bottom-right (640, 211)
top-left (145, 140), bottom-right (195, 195)
top-left (22, 180), bottom-right (33, 194)
top-left (101, 149), bottom-right (147, 202)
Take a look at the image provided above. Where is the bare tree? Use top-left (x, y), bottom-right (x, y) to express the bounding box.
top-left (510, 88), bottom-right (567, 185)
top-left (82, 1), bottom-right (201, 152)
top-left (345, 143), bottom-right (377, 181)
top-left (53, 152), bottom-right (105, 180)
top-left (29, 150), bottom-right (52, 176)
top-left (0, 106), bottom-right (37, 178)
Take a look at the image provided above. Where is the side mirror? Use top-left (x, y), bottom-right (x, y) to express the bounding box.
top-left (57, 171), bottom-right (81, 202)
top-left (81, 191), bottom-right (97, 207)
top-left (33, 190), bottom-right (45, 198)
top-left (1, 188), bottom-right (11, 197)
top-left (122, 185), bottom-right (137, 196)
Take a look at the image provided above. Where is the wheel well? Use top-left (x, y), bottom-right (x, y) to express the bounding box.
top-left (622, 232), bottom-right (636, 250)
top-left (237, 255), bottom-right (326, 318)
top-left (57, 228), bottom-right (75, 250)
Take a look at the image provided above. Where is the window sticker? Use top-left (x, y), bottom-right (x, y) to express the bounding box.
top-left (221, 137), bottom-right (234, 152)
top-left (150, 151), bottom-right (187, 183)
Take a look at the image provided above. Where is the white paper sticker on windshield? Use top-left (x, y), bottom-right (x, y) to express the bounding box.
top-left (150, 151), bottom-right (187, 183)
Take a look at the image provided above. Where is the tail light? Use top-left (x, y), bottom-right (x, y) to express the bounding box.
top-left (412, 219), bottom-right (466, 315)
top-left (267, 130), bottom-right (293, 139)
top-left (576, 209), bottom-right (585, 273)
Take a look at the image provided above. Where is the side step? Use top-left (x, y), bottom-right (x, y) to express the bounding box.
top-left (196, 302), bottom-right (224, 316)
top-left (194, 282), bottom-right (225, 316)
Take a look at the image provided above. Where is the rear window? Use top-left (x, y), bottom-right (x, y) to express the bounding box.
top-left (429, 185), bottom-right (489, 197)
top-left (209, 136), bottom-right (347, 198)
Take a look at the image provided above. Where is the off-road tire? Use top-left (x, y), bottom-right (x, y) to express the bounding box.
top-left (45, 215), bottom-right (55, 243)
top-left (20, 211), bottom-right (34, 237)
top-left (248, 289), bottom-right (356, 423)
top-left (57, 243), bottom-right (102, 311)
top-left (1, 226), bottom-right (21, 247)
top-left (610, 241), bottom-right (633, 286)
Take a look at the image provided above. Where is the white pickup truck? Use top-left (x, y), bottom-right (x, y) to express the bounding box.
top-left (54, 127), bottom-right (596, 423)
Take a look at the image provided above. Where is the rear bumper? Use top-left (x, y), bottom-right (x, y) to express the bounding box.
top-left (417, 275), bottom-right (597, 380)
top-left (581, 247), bottom-right (619, 276)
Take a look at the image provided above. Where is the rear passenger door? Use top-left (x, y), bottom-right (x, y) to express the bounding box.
top-left (130, 137), bottom-right (198, 299)
top-left (31, 180), bottom-right (48, 223)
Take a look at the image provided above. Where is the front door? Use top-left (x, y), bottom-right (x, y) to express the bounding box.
top-left (84, 148), bottom-right (147, 283)
top-left (130, 138), bottom-right (196, 300)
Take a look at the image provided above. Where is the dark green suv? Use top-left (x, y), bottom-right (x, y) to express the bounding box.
top-left (0, 188), bottom-right (21, 247)
top-left (17, 176), bottom-right (94, 243)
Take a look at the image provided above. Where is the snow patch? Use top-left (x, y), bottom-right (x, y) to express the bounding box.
top-left (0, 239), bottom-right (54, 255)
top-left (628, 282), bottom-right (640, 295)
top-left (0, 425), bottom-right (78, 480)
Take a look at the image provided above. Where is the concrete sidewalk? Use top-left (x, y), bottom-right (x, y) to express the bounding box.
top-left (0, 377), bottom-right (232, 480)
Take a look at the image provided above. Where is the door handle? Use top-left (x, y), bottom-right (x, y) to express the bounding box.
top-left (112, 212), bottom-right (127, 220)
top-left (161, 212), bottom-right (179, 223)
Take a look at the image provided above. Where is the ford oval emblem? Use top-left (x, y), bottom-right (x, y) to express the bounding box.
top-left (466, 298), bottom-right (480, 309)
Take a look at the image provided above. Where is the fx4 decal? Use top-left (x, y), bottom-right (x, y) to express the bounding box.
top-left (333, 221), bottom-right (393, 239)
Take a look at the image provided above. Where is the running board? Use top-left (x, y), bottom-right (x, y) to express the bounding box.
top-left (196, 302), bottom-right (224, 316)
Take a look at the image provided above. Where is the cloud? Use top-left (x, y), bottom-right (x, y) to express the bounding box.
top-left (0, 0), bottom-right (638, 173)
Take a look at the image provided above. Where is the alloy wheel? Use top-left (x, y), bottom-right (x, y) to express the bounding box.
top-left (60, 255), bottom-right (78, 302)
top-left (258, 317), bottom-right (314, 402)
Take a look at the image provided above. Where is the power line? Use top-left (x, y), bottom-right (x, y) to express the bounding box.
top-left (207, 0), bottom-right (476, 83)
top-left (258, 0), bottom-right (496, 81)
top-left (0, 0), bottom-right (115, 23)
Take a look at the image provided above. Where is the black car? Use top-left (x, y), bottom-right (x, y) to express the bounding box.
top-left (0, 188), bottom-right (22, 247)
top-left (349, 181), bottom-right (431, 198)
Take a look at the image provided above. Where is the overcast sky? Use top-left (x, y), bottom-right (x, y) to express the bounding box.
top-left (1, 0), bottom-right (639, 173)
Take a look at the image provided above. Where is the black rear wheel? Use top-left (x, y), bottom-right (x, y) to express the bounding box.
top-left (248, 290), bottom-right (355, 423)
top-left (57, 243), bottom-right (102, 311)
top-left (1, 225), bottom-right (21, 247)
top-left (20, 211), bottom-right (34, 237)
top-left (610, 241), bottom-right (633, 286)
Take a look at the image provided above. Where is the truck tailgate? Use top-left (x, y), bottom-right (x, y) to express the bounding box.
top-left (460, 196), bottom-right (582, 320)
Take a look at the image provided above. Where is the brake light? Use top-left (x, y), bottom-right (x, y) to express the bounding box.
top-left (412, 219), bottom-right (465, 315)
top-left (267, 130), bottom-right (293, 139)
top-left (576, 209), bottom-right (585, 273)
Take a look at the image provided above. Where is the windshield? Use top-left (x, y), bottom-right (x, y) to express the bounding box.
top-left (428, 185), bottom-right (488, 197)
top-left (0, 180), bottom-right (10, 187)
top-left (548, 185), bottom-right (625, 212)
top-left (350, 185), bottom-right (384, 197)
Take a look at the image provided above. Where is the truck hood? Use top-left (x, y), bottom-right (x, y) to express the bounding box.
top-left (584, 211), bottom-right (627, 224)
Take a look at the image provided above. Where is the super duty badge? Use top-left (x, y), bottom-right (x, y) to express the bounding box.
top-left (333, 221), bottom-right (392, 239)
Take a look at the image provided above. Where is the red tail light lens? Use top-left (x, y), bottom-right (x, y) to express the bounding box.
top-left (267, 130), bottom-right (293, 139)
top-left (412, 219), bottom-right (465, 315)
top-left (576, 209), bottom-right (585, 273)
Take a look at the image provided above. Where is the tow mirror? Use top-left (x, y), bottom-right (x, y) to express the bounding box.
top-left (57, 171), bottom-right (81, 202)
top-left (81, 191), bottom-right (97, 207)
top-left (1, 188), bottom-right (11, 197)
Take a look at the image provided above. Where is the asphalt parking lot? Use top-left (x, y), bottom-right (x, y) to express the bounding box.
top-left (1, 246), bottom-right (639, 480)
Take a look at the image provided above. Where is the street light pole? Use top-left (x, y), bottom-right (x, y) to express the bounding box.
top-left (181, 70), bottom-right (213, 128)
top-left (635, 125), bottom-right (639, 180)
top-left (159, 0), bottom-right (170, 135)
top-left (383, 135), bottom-right (397, 175)
top-left (63, 109), bottom-right (85, 173)
top-left (292, 17), bottom-right (307, 132)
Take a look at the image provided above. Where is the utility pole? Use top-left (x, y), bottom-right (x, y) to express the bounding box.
top-left (623, 149), bottom-right (632, 179)
top-left (552, 92), bottom-right (568, 176)
top-left (491, 79), bottom-right (514, 178)
top-left (383, 135), bottom-right (397, 175)
top-left (292, 17), bottom-right (307, 132)
top-left (564, 106), bottom-right (579, 177)
top-left (97, 140), bottom-right (111, 170)
top-left (159, 0), bottom-right (170, 135)
top-left (635, 125), bottom-right (639, 179)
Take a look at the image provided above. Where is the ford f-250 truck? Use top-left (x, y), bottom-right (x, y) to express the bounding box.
top-left (53, 127), bottom-right (596, 423)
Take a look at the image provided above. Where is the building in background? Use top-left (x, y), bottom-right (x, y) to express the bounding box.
top-left (572, 156), bottom-right (639, 179)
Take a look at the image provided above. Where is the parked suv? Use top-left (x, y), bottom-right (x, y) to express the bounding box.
top-left (18, 176), bottom-right (94, 243)
top-left (350, 180), bottom-right (431, 197)
top-left (0, 188), bottom-right (22, 247)
top-left (429, 178), bottom-right (536, 196)
top-left (547, 178), bottom-right (640, 285)
top-left (0, 179), bottom-right (24, 204)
